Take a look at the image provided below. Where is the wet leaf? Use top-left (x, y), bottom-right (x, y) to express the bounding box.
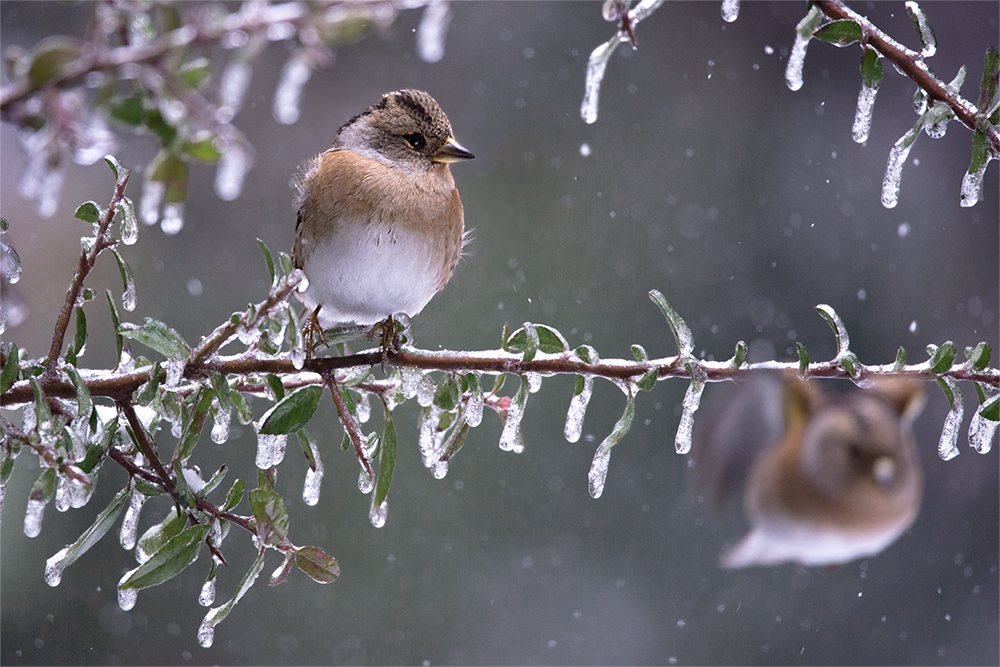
top-left (120, 523), bottom-right (210, 590)
top-left (814, 19), bottom-right (862, 46)
top-left (258, 385), bottom-right (323, 435)
top-left (927, 341), bottom-right (957, 374)
top-left (74, 201), bottom-right (101, 224)
top-left (373, 406), bottom-right (396, 508)
top-left (119, 318), bottom-right (191, 360)
top-left (250, 487), bottom-right (289, 547)
top-left (294, 545), bottom-right (340, 584)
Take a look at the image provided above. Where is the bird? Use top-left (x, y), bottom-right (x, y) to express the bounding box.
top-left (291, 89), bottom-right (474, 340)
top-left (692, 372), bottom-right (925, 569)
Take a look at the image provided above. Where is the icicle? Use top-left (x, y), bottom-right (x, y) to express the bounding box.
top-left (55, 475), bottom-right (88, 512)
top-left (416, 374), bottom-right (437, 407)
top-left (24, 497), bottom-right (46, 538)
top-left (465, 382), bottom-right (484, 427)
top-left (852, 85), bottom-right (878, 143)
top-left (198, 620), bottom-right (215, 648)
top-left (417, 0), bottom-right (451, 63)
top-left (211, 404), bottom-right (231, 444)
top-left (356, 390), bottom-right (371, 424)
top-left (960, 157), bottom-right (991, 208)
top-left (219, 61), bottom-right (252, 122)
top-left (119, 203), bottom-right (139, 245)
top-left (968, 397), bottom-right (996, 454)
top-left (720, 0), bottom-right (740, 23)
top-left (581, 35), bottom-right (620, 124)
top-left (273, 51), bottom-right (313, 125)
top-left (255, 432), bottom-right (287, 469)
top-left (564, 375), bottom-right (594, 443)
top-left (401, 367), bottom-right (424, 399)
top-left (937, 378), bottom-right (962, 460)
top-left (140, 179), bottom-right (164, 226)
top-left (44, 547), bottom-right (69, 586)
top-left (785, 6), bottom-right (823, 91)
top-left (499, 399), bottom-right (525, 453)
top-left (419, 405), bottom-right (444, 466)
top-left (675, 366), bottom-right (707, 454)
top-left (215, 139), bottom-right (251, 201)
top-left (431, 459), bottom-right (448, 480)
top-left (904, 1), bottom-right (936, 58)
top-left (526, 372), bottom-right (543, 393)
top-left (881, 125), bottom-right (919, 208)
top-left (303, 437), bottom-right (324, 506)
top-left (358, 468), bottom-right (374, 495)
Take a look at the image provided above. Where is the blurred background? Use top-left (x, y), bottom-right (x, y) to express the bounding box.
top-left (2, 1), bottom-right (997, 664)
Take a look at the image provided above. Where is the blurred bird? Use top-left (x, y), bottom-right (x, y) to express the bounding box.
top-left (693, 372), bottom-right (925, 568)
top-left (292, 89), bottom-right (474, 333)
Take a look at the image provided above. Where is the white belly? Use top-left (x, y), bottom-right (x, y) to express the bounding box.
top-left (298, 222), bottom-right (442, 326)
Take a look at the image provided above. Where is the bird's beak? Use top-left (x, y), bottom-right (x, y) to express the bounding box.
top-left (433, 137), bottom-right (475, 163)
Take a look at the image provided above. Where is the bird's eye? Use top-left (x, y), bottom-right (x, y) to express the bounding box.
top-left (403, 133), bottom-right (426, 150)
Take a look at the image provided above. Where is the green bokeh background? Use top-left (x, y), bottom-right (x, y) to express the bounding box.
top-left (2, 2), bottom-right (997, 664)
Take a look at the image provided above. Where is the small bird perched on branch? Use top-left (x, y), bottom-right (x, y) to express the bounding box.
top-left (292, 89), bottom-right (474, 348)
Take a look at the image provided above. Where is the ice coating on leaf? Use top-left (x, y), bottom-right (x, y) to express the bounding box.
top-left (55, 476), bottom-right (89, 512)
top-left (968, 399), bottom-right (996, 454)
top-left (960, 158), bottom-right (991, 207)
top-left (588, 450), bottom-right (611, 499)
top-left (273, 52), bottom-right (312, 125)
top-left (526, 372), bottom-right (543, 393)
top-left (369, 497), bottom-right (388, 528)
top-left (198, 620), bottom-right (215, 648)
top-left (499, 400), bottom-right (525, 452)
top-left (938, 379), bottom-right (963, 460)
top-left (303, 465), bottom-right (323, 506)
top-left (417, 0), bottom-right (450, 63)
top-left (905, 1), bottom-right (936, 58)
top-left (581, 35), bottom-right (619, 124)
top-left (852, 85), bottom-right (878, 143)
top-left (44, 547), bottom-right (69, 586)
top-left (140, 179), bottom-right (164, 226)
top-left (401, 367), bottom-right (424, 399)
top-left (1, 239), bottom-right (22, 284)
top-left (119, 489), bottom-right (146, 550)
top-left (120, 205), bottom-right (139, 245)
top-left (881, 128), bottom-right (918, 208)
top-left (24, 497), bottom-right (46, 538)
top-left (255, 432), bottom-right (287, 469)
top-left (419, 405), bottom-right (444, 466)
top-left (720, 0), bottom-right (740, 23)
top-left (118, 585), bottom-right (138, 611)
top-left (564, 376), bottom-right (594, 443)
top-left (165, 359), bottom-right (185, 387)
top-left (211, 406), bottom-right (232, 444)
top-left (416, 374), bottom-right (437, 407)
top-left (199, 577), bottom-right (216, 607)
top-left (160, 202), bottom-right (184, 236)
top-left (465, 385), bottom-right (484, 427)
top-left (675, 367), bottom-right (707, 454)
top-left (358, 468), bottom-right (374, 494)
top-left (215, 140), bottom-right (251, 201)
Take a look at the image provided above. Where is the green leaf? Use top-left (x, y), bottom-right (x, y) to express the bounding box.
top-left (258, 385), bottom-right (323, 435)
top-left (200, 550), bottom-right (266, 644)
top-left (595, 396), bottom-right (636, 460)
top-left (28, 467), bottom-right (57, 505)
top-left (174, 388), bottom-right (213, 463)
top-left (109, 95), bottom-right (145, 127)
top-left (250, 487), bottom-right (289, 547)
top-left (575, 344), bottom-right (598, 365)
top-left (30, 376), bottom-right (52, 426)
top-left (200, 465), bottom-right (227, 498)
top-left (373, 406), bottom-right (396, 508)
top-left (294, 545), bottom-right (340, 584)
top-left (432, 374), bottom-right (460, 412)
top-left (182, 135), bottom-right (222, 163)
top-left (893, 346), bottom-right (907, 371)
top-left (980, 395), bottom-right (999, 422)
top-left (814, 19), bottom-right (862, 46)
top-left (796, 342), bottom-right (809, 375)
top-left (964, 342), bottom-right (992, 371)
top-left (119, 318), bottom-right (191, 360)
top-left (120, 523), bottom-right (210, 590)
top-left (969, 130), bottom-right (988, 174)
top-left (815, 304), bottom-right (850, 357)
top-left (222, 478), bottom-right (244, 511)
top-left (110, 248), bottom-right (136, 312)
top-left (506, 322), bottom-right (540, 362)
top-left (46, 487), bottom-right (130, 580)
top-left (27, 37), bottom-right (81, 86)
top-left (229, 389), bottom-right (254, 425)
top-left (64, 307), bottom-right (87, 366)
top-left (573, 374), bottom-right (586, 397)
top-left (648, 290), bottom-right (693, 357)
top-left (730, 340), bottom-right (747, 369)
top-left (148, 149), bottom-right (188, 204)
top-left (105, 290), bottom-right (124, 364)
top-left (861, 46), bottom-right (883, 90)
top-left (104, 155), bottom-right (128, 186)
top-left (134, 360), bottom-right (163, 406)
top-left (63, 364), bottom-right (92, 419)
top-left (631, 344), bottom-right (648, 363)
top-left (145, 108), bottom-right (177, 145)
top-left (1, 342), bottom-right (20, 394)
top-left (927, 341), bottom-right (957, 374)
top-left (440, 420), bottom-right (470, 464)
top-left (935, 376), bottom-right (957, 409)
top-left (265, 374), bottom-right (285, 402)
top-left (74, 201), bottom-right (101, 224)
top-left (179, 57), bottom-right (211, 89)
top-left (210, 372), bottom-right (232, 413)
top-left (636, 368), bottom-right (658, 392)
top-left (980, 46), bottom-right (1000, 113)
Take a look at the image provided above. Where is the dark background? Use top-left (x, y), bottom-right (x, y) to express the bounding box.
top-left (2, 2), bottom-right (998, 664)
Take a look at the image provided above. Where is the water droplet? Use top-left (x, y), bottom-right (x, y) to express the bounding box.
top-left (358, 468), bottom-right (374, 495)
top-left (417, 0), bottom-right (451, 63)
top-left (369, 498), bottom-right (388, 528)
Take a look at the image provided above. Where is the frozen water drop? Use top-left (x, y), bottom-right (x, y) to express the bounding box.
top-left (118, 585), bottom-right (137, 611)
top-left (581, 36), bottom-right (619, 124)
top-left (465, 387), bottom-right (484, 427)
top-left (968, 400), bottom-right (996, 454)
top-left (401, 367), bottom-right (424, 399)
top-left (369, 498), bottom-right (388, 528)
top-left (882, 130), bottom-right (918, 208)
top-left (24, 498), bottom-right (46, 538)
top-left (219, 61), bottom-right (251, 121)
top-left (215, 139), bottom-right (252, 201)
top-left (44, 548), bottom-right (69, 586)
top-left (675, 369), bottom-right (707, 454)
top-left (938, 381), bottom-right (963, 460)
top-left (431, 459), bottom-right (448, 479)
top-left (417, 375), bottom-right (437, 407)
top-left (160, 202), bottom-right (184, 235)
top-left (210, 406), bottom-right (231, 444)
top-left (960, 158), bottom-right (990, 208)
top-left (140, 179), bottom-right (163, 226)
top-left (119, 489), bottom-right (146, 550)
top-left (356, 390), bottom-right (371, 424)
top-left (273, 53), bottom-right (312, 125)
top-left (564, 376), bottom-right (594, 443)
top-left (358, 468), bottom-right (374, 495)
top-left (588, 451), bottom-right (610, 499)
top-left (526, 372), bottom-right (543, 393)
top-left (303, 464), bottom-right (323, 506)
top-left (852, 84), bottom-right (878, 143)
top-left (198, 620), bottom-right (215, 648)
top-left (720, 0), bottom-right (740, 23)
top-left (417, 0), bottom-right (450, 63)
top-left (785, 34), bottom-right (809, 91)
top-left (165, 359), bottom-right (185, 388)
top-left (499, 401), bottom-right (524, 452)
top-left (198, 577), bottom-right (216, 607)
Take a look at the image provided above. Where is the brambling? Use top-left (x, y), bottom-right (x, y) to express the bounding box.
top-left (292, 89), bottom-right (474, 337)
top-left (694, 373), bottom-right (925, 568)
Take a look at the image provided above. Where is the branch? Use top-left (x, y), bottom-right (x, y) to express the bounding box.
top-left (813, 0), bottom-right (1000, 153)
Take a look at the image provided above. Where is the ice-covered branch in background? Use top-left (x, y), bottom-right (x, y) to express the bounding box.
top-left (417, 0), bottom-right (452, 64)
top-left (581, 0), bottom-right (666, 124)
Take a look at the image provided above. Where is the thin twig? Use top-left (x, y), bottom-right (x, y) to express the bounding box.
top-left (324, 372), bottom-right (373, 479)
